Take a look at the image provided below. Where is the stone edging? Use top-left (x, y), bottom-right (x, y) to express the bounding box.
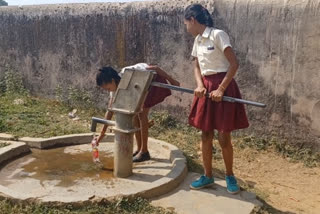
top-left (0, 133), bottom-right (114, 149)
top-left (0, 141), bottom-right (30, 167)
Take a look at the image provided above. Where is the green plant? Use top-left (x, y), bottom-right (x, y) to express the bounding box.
top-left (55, 84), bottom-right (64, 103)
top-left (271, 138), bottom-right (320, 167)
top-left (235, 136), bottom-right (320, 167)
top-left (239, 136), bottom-right (269, 150)
top-left (0, 104), bottom-right (7, 132)
top-left (0, 197), bottom-right (175, 214)
top-left (55, 85), bottom-right (94, 109)
top-left (67, 86), bottom-right (93, 108)
top-left (0, 116), bottom-right (7, 132)
top-left (0, 78), bottom-right (5, 94)
top-left (1, 66), bottom-right (28, 96)
top-left (150, 111), bottom-right (177, 129)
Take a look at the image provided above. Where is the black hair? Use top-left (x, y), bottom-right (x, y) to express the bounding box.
top-left (96, 67), bottom-right (121, 86)
top-left (184, 4), bottom-right (213, 27)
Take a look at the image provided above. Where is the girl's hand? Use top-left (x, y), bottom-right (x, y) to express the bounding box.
top-left (147, 65), bottom-right (180, 87)
top-left (95, 135), bottom-right (103, 146)
top-left (194, 86), bottom-right (207, 98)
top-left (96, 126), bottom-right (107, 145)
top-left (146, 65), bottom-right (166, 77)
top-left (170, 79), bottom-right (180, 87)
top-left (209, 88), bottom-right (225, 102)
top-left (92, 136), bottom-right (99, 146)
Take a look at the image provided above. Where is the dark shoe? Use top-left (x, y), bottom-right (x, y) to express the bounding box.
top-left (133, 152), bottom-right (151, 162)
top-left (133, 150), bottom-right (139, 157)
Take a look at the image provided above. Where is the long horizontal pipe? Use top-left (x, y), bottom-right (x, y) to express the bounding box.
top-left (151, 82), bottom-right (266, 108)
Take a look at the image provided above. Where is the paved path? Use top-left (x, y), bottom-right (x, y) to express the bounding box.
top-left (152, 172), bottom-right (262, 214)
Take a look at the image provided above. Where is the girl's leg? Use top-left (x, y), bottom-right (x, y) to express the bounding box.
top-left (190, 130), bottom-right (215, 189)
top-left (201, 131), bottom-right (214, 177)
top-left (218, 131), bottom-right (240, 194)
top-left (133, 115), bottom-right (141, 154)
top-left (133, 108), bottom-right (151, 164)
top-left (138, 107), bottom-right (150, 153)
top-left (218, 132), bottom-right (233, 176)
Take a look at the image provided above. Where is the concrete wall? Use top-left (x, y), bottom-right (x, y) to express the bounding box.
top-left (212, 0), bottom-right (320, 149)
top-left (0, 0), bottom-right (208, 108)
top-left (0, 0), bottom-right (319, 149)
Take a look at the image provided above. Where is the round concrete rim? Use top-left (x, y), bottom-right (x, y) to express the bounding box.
top-left (0, 140), bottom-right (30, 167)
top-left (0, 133), bottom-right (188, 205)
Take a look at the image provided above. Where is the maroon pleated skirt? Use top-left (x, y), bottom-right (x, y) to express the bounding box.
top-left (143, 75), bottom-right (171, 108)
top-left (189, 73), bottom-right (249, 132)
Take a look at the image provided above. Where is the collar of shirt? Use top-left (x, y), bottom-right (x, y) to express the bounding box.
top-left (202, 27), bottom-right (212, 38)
top-left (197, 27), bottom-right (212, 43)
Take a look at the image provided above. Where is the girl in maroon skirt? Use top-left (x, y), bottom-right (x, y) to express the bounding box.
top-left (184, 4), bottom-right (249, 193)
top-left (95, 63), bottom-right (180, 162)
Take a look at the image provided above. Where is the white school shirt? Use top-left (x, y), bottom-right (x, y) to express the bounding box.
top-left (191, 27), bottom-right (232, 76)
top-left (109, 63), bottom-right (149, 99)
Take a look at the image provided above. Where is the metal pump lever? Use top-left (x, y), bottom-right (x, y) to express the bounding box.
top-left (151, 82), bottom-right (266, 108)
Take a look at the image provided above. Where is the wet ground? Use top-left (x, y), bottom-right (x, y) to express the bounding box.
top-left (0, 147), bottom-right (114, 188)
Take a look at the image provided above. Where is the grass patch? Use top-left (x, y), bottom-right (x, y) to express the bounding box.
top-left (0, 66), bottom-right (104, 138)
top-left (0, 95), bottom-right (103, 138)
top-left (0, 197), bottom-right (175, 214)
top-left (236, 136), bottom-right (320, 167)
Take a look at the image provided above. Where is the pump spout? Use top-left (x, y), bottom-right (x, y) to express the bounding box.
top-left (91, 117), bottom-right (116, 132)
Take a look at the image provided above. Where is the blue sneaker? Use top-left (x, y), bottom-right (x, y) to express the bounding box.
top-left (190, 175), bottom-right (214, 190)
top-left (226, 175), bottom-right (240, 194)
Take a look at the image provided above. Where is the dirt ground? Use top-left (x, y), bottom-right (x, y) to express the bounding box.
top-left (149, 111), bottom-right (320, 214)
top-left (210, 140), bottom-right (320, 214)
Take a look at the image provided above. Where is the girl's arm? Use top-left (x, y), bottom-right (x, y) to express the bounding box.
top-left (146, 65), bottom-right (180, 86)
top-left (210, 47), bottom-right (239, 102)
top-left (96, 97), bottom-right (114, 144)
top-left (193, 58), bottom-right (207, 98)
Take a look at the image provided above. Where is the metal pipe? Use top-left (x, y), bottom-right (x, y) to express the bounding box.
top-left (151, 82), bottom-right (266, 108)
top-left (91, 117), bottom-right (116, 132)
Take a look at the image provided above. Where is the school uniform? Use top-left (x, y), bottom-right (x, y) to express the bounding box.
top-left (111, 63), bottom-right (171, 109)
top-left (188, 27), bottom-right (249, 132)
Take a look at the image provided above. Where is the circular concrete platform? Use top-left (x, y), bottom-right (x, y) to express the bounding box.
top-left (0, 135), bottom-right (187, 204)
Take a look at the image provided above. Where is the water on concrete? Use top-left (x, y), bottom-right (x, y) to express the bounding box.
top-left (0, 146), bottom-right (114, 187)
top-left (0, 141), bottom-right (176, 203)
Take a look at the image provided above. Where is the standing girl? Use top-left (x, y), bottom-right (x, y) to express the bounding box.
top-left (94, 63), bottom-right (180, 162)
top-left (184, 4), bottom-right (249, 193)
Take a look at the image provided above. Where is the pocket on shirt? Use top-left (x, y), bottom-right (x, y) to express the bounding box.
top-left (199, 46), bottom-right (216, 58)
